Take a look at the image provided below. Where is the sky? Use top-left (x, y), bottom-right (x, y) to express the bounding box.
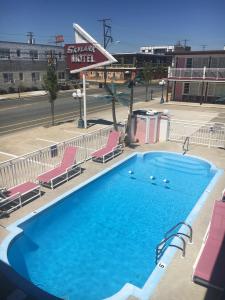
top-left (0, 0), bottom-right (225, 52)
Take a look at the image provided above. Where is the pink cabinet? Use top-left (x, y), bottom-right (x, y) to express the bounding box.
top-left (131, 113), bottom-right (162, 144)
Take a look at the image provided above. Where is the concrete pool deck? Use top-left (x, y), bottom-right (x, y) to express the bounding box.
top-left (0, 99), bottom-right (225, 300)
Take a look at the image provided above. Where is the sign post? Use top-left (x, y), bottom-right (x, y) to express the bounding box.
top-left (82, 72), bottom-right (87, 128)
top-left (65, 24), bottom-right (117, 129)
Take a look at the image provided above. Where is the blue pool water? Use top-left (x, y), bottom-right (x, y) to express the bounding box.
top-left (7, 152), bottom-right (217, 299)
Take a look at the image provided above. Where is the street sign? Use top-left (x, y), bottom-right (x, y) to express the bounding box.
top-left (65, 24), bottom-right (117, 73)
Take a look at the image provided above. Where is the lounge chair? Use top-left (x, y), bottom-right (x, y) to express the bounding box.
top-left (91, 130), bottom-right (123, 163)
top-left (193, 201), bottom-right (225, 291)
top-left (0, 182), bottom-right (41, 216)
top-left (221, 188), bottom-right (225, 201)
top-left (37, 146), bottom-right (81, 189)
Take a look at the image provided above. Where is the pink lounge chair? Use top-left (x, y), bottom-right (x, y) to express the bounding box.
top-left (37, 146), bottom-right (81, 189)
top-left (193, 201), bottom-right (225, 290)
top-left (222, 188), bottom-right (225, 201)
top-left (91, 130), bottom-right (123, 163)
top-left (0, 182), bottom-right (41, 216)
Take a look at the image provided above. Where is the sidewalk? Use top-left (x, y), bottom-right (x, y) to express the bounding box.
top-left (0, 88), bottom-right (87, 101)
top-left (166, 100), bottom-right (225, 110)
top-left (0, 90), bottom-right (48, 100)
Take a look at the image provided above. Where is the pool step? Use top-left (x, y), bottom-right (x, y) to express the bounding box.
top-left (150, 156), bottom-right (210, 175)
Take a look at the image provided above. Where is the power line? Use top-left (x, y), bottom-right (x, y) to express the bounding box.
top-left (0, 32), bottom-right (71, 38)
top-left (0, 32), bottom-right (71, 46)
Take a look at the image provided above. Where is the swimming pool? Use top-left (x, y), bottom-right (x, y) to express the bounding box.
top-left (0, 152), bottom-right (222, 300)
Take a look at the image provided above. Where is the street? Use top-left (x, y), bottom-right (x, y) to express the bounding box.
top-left (0, 85), bottom-right (161, 135)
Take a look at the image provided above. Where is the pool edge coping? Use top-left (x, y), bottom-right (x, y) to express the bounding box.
top-left (0, 151), bottom-right (223, 300)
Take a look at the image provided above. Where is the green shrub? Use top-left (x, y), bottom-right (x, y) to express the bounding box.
top-left (8, 87), bottom-right (16, 93)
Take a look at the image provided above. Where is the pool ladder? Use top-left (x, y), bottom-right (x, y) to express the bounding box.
top-left (155, 222), bottom-right (193, 264)
top-left (182, 136), bottom-right (190, 155)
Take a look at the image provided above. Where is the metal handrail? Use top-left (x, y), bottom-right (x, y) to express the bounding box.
top-left (182, 136), bottom-right (190, 155)
top-left (155, 233), bottom-right (186, 264)
top-left (168, 67), bottom-right (225, 80)
top-left (165, 221), bottom-right (192, 243)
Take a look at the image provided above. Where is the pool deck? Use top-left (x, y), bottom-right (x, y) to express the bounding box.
top-left (0, 98), bottom-right (225, 300)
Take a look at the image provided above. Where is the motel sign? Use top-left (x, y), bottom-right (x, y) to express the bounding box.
top-left (65, 24), bottom-right (117, 73)
top-left (65, 42), bottom-right (111, 69)
top-left (65, 24), bottom-right (117, 129)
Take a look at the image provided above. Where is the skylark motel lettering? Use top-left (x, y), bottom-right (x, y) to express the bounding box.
top-left (65, 34), bottom-right (117, 72)
top-left (66, 45), bottom-right (96, 63)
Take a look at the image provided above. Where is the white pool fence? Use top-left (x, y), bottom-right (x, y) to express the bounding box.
top-left (0, 119), bottom-right (225, 189)
top-left (0, 126), bottom-right (123, 189)
top-left (168, 119), bottom-right (225, 148)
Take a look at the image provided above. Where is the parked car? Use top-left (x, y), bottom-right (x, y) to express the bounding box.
top-left (215, 97), bottom-right (225, 104)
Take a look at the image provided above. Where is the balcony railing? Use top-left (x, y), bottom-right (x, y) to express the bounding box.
top-left (168, 67), bottom-right (225, 81)
top-left (96, 64), bottom-right (136, 69)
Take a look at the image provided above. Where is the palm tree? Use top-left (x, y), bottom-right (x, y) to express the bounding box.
top-left (142, 62), bottom-right (154, 101)
top-left (156, 64), bottom-right (166, 80)
top-left (104, 83), bottom-right (118, 131)
top-left (124, 79), bottom-right (135, 145)
top-left (43, 65), bottom-right (58, 126)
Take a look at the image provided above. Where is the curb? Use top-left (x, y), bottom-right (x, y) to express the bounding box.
top-left (164, 101), bottom-right (225, 110)
top-left (0, 91), bottom-right (47, 101)
top-left (0, 88), bottom-right (94, 101)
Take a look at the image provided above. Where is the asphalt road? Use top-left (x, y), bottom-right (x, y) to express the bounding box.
top-left (0, 85), bottom-right (161, 135)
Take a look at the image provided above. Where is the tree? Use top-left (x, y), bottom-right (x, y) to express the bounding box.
top-left (43, 65), bottom-right (58, 126)
top-left (156, 64), bottom-right (166, 79)
top-left (142, 63), bottom-right (153, 101)
top-left (104, 83), bottom-right (118, 131)
top-left (124, 79), bottom-right (135, 146)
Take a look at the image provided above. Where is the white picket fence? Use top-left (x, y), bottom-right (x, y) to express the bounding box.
top-left (0, 126), bottom-right (120, 189)
top-left (168, 119), bottom-right (225, 148)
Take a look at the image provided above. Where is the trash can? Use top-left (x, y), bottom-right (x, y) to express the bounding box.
top-left (50, 145), bottom-right (58, 157)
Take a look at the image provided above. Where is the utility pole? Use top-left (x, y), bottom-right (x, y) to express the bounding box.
top-left (98, 18), bottom-right (113, 86)
top-left (98, 18), bottom-right (113, 49)
top-left (201, 45), bottom-right (207, 51)
top-left (98, 19), bottom-right (117, 130)
top-left (182, 39), bottom-right (189, 47)
top-left (27, 32), bottom-right (35, 44)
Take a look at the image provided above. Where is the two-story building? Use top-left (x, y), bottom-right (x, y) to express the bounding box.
top-left (140, 44), bottom-right (191, 55)
top-left (167, 50), bottom-right (225, 103)
top-left (0, 40), bottom-right (66, 93)
top-left (85, 52), bottom-right (172, 84)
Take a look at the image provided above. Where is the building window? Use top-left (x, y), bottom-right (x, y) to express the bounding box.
top-left (31, 72), bottom-right (40, 82)
top-left (58, 72), bottom-right (65, 80)
top-left (19, 73), bottom-right (23, 81)
top-left (16, 49), bottom-right (21, 57)
top-left (46, 50), bottom-right (57, 65)
top-left (186, 58), bottom-right (192, 68)
top-left (58, 52), bottom-right (62, 59)
top-left (29, 50), bottom-right (38, 60)
top-left (0, 48), bottom-right (10, 59)
top-left (3, 73), bottom-right (13, 83)
top-left (183, 83), bottom-right (190, 94)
